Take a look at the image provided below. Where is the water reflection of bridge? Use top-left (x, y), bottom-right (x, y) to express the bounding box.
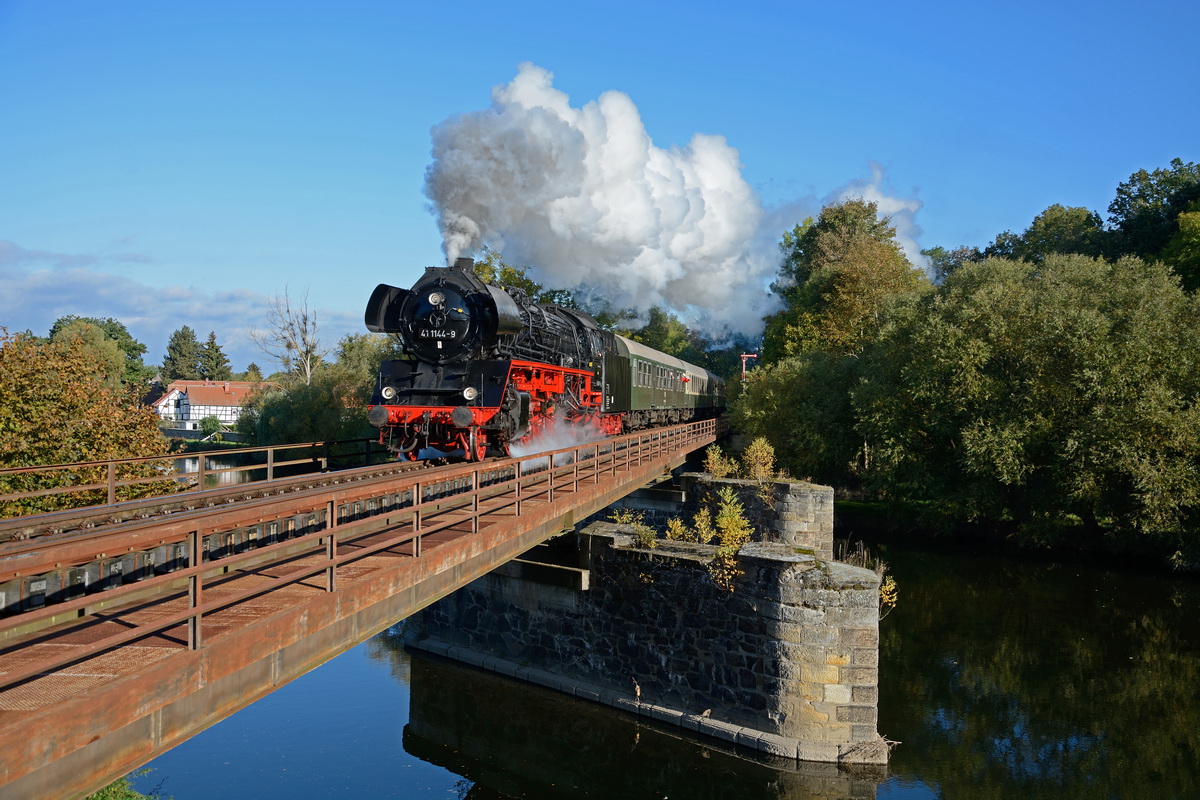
top-left (0, 422), bottom-right (718, 800)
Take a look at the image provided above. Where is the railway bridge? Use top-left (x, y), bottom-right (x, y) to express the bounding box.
top-left (0, 420), bottom-right (719, 800)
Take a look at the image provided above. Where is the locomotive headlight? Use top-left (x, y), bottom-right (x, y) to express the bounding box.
top-left (462, 386), bottom-right (479, 401)
top-left (381, 385), bottom-right (398, 401)
top-left (428, 291), bottom-right (445, 306)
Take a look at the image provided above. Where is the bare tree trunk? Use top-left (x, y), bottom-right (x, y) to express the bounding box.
top-left (249, 287), bottom-right (329, 384)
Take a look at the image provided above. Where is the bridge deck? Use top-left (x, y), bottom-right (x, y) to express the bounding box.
top-left (0, 421), bottom-right (718, 800)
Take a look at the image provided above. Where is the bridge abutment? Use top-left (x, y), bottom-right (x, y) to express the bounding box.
top-left (408, 476), bottom-right (887, 765)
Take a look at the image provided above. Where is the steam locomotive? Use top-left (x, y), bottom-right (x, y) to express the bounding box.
top-left (364, 258), bottom-right (725, 460)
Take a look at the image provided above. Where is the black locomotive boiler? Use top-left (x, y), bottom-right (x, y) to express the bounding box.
top-left (364, 258), bottom-right (725, 460)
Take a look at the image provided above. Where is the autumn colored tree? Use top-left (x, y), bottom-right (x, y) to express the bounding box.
top-left (0, 329), bottom-right (173, 515)
top-left (762, 198), bottom-right (928, 362)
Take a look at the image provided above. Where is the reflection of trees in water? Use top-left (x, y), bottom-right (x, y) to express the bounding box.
top-left (879, 545), bottom-right (1200, 800)
top-left (364, 623), bottom-right (410, 687)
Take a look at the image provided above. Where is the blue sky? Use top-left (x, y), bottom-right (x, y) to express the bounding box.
top-left (2, 0), bottom-right (1197, 371)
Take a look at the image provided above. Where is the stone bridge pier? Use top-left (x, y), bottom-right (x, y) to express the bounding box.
top-left (407, 474), bottom-right (888, 766)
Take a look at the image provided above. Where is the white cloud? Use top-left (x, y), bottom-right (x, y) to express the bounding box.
top-left (0, 245), bottom-right (363, 373)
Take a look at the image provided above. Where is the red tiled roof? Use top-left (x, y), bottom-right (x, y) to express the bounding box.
top-left (154, 380), bottom-right (272, 409)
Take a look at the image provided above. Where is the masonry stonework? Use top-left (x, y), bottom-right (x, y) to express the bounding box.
top-left (408, 477), bottom-right (886, 765)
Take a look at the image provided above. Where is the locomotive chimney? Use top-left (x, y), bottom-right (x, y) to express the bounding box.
top-left (453, 257), bottom-right (474, 270)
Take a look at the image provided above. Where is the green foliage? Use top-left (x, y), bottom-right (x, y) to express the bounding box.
top-left (51, 320), bottom-right (126, 389)
top-left (0, 330), bottom-right (173, 515)
top-left (237, 332), bottom-right (404, 446)
top-left (763, 198), bottom-right (928, 362)
top-left (741, 437), bottom-right (776, 482)
top-left (199, 415), bottom-right (222, 437)
top-left (709, 486), bottom-right (753, 591)
top-left (471, 246), bottom-right (547, 299)
top-left (982, 204), bottom-right (1105, 263)
top-left (731, 350), bottom-right (861, 483)
top-left (1160, 199), bottom-right (1200, 290)
top-left (239, 362), bottom-right (264, 382)
top-left (854, 254), bottom-right (1200, 541)
top-left (84, 769), bottom-right (167, 799)
top-left (703, 444), bottom-right (737, 478)
top-left (1107, 157), bottom-right (1200, 259)
top-left (609, 508), bottom-right (657, 549)
top-left (161, 325), bottom-right (201, 381)
top-left (49, 315), bottom-right (153, 385)
top-left (198, 331), bottom-right (232, 380)
top-left (921, 244), bottom-right (978, 283)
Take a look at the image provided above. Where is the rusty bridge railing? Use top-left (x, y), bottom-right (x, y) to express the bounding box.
top-left (0, 437), bottom-right (391, 518)
top-left (0, 420), bottom-right (719, 692)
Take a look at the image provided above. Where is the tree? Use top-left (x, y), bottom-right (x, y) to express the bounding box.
top-left (921, 245), bottom-right (979, 284)
top-left (161, 325), bottom-right (201, 381)
top-left (626, 307), bottom-right (706, 365)
top-left (0, 329), bottom-right (172, 515)
top-left (249, 288), bottom-right (328, 385)
top-left (236, 371), bottom-right (371, 445)
top-left (50, 320), bottom-right (125, 389)
top-left (1107, 158), bottom-right (1200, 260)
top-left (1160, 199), bottom-right (1200, 291)
top-left (198, 331), bottom-right (233, 380)
top-left (732, 351), bottom-right (863, 483)
top-left (199, 415), bottom-right (223, 437)
top-left (237, 332), bottom-right (402, 446)
top-left (48, 315), bottom-right (153, 385)
top-left (853, 254), bottom-right (1200, 543)
top-left (239, 362), bottom-right (264, 382)
top-left (983, 204), bottom-right (1105, 263)
top-left (762, 199), bottom-right (929, 362)
top-left (470, 246), bottom-right (547, 299)
top-left (334, 333), bottom-right (404, 395)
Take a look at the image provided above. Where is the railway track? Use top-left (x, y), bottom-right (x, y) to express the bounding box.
top-left (0, 455), bottom-right (515, 618)
top-left (0, 457), bottom-right (440, 544)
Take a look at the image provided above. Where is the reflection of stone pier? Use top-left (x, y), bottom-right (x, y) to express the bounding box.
top-left (404, 652), bottom-right (887, 799)
top-left (408, 475), bottom-right (887, 766)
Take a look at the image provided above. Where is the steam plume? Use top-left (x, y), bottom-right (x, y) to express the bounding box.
top-left (425, 63), bottom-right (775, 336)
top-left (424, 64), bottom-right (930, 336)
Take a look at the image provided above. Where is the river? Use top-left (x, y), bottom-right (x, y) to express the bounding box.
top-left (133, 540), bottom-right (1200, 799)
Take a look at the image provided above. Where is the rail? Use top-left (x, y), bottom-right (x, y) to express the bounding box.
top-left (0, 437), bottom-right (390, 517)
top-left (0, 420), bottom-right (718, 693)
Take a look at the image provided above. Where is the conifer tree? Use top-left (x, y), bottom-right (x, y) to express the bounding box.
top-left (198, 331), bottom-right (232, 380)
top-left (161, 325), bottom-right (201, 381)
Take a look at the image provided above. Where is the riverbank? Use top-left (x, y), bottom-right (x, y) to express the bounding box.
top-left (836, 500), bottom-right (1200, 577)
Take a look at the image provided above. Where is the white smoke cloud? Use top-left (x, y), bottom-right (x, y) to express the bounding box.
top-left (425, 64), bottom-right (932, 337)
top-left (425, 63), bottom-right (776, 337)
